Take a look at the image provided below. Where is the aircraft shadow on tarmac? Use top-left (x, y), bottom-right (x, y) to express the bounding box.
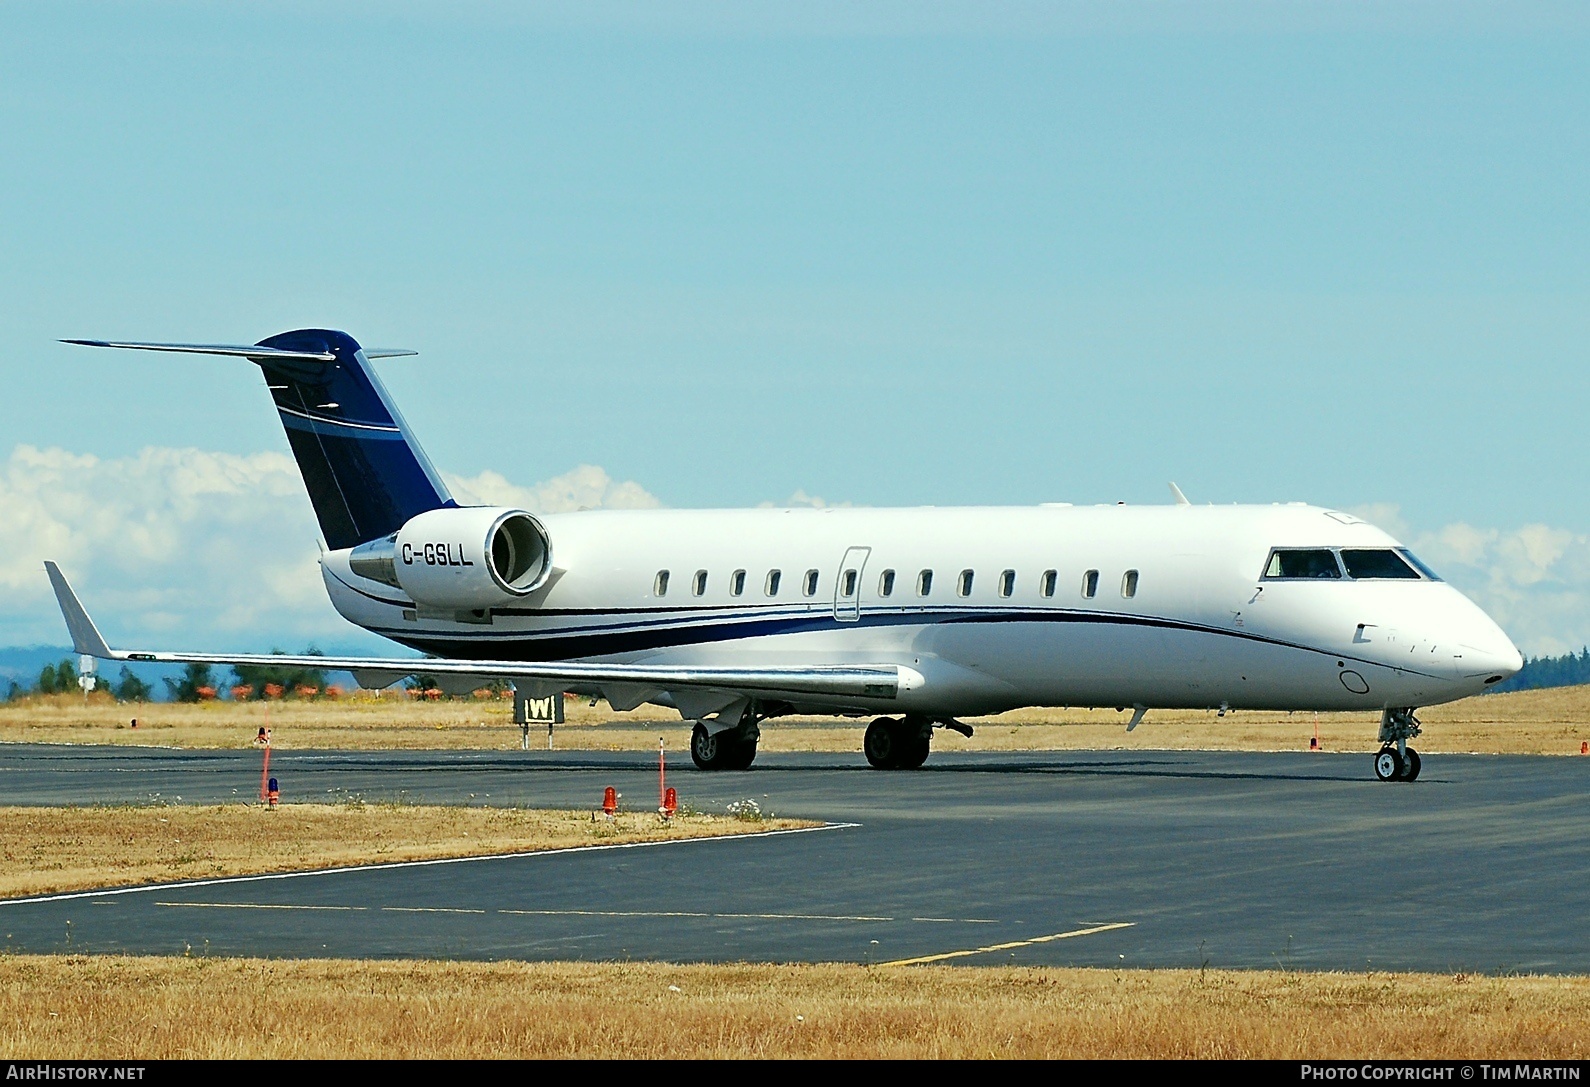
top-left (272, 752), bottom-right (1382, 785)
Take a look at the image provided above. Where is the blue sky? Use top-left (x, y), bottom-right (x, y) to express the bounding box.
top-left (3, 2), bottom-right (1589, 653)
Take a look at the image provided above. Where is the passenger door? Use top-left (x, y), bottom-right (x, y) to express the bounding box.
top-left (833, 546), bottom-right (871, 623)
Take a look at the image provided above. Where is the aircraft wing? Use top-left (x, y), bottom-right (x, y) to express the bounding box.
top-left (45, 562), bottom-right (922, 704)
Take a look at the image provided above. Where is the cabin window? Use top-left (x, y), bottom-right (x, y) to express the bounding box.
top-left (1263, 549), bottom-right (1342, 580)
top-left (730, 569), bottom-right (747, 596)
top-left (803, 569), bottom-right (820, 597)
top-left (692, 569), bottom-right (708, 596)
top-left (1040, 569), bottom-right (1057, 598)
top-left (957, 569), bottom-right (974, 597)
top-left (1341, 549), bottom-right (1420, 580)
top-left (1082, 570), bottom-right (1099, 598)
top-left (917, 569), bottom-right (933, 596)
top-left (841, 569), bottom-right (858, 597)
top-left (653, 570), bottom-right (670, 597)
top-left (1122, 569), bottom-right (1139, 598)
top-left (879, 569), bottom-right (896, 597)
top-left (998, 569), bottom-right (1015, 598)
top-left (765, 569), bottom-right (782, 596)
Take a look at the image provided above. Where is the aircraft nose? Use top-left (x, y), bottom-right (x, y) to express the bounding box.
top-left (1457, 628), bottom-right (1523, 686)
top-left (1472, 640), bottom-right (1524, 684)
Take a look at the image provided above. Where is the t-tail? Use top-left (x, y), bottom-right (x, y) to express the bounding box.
top-left (64, 330), bottom-right (453, 548)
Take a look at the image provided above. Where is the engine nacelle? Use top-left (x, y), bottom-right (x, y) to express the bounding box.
top-left (348, 506), bottom-right (552, 609)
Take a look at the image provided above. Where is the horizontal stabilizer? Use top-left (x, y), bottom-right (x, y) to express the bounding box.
top-left (64, 339), bottom-right (418, 362)
top-left (45, 563), bottom-right (923, 703)
top-left (62, 339), bottom-right (336, 362)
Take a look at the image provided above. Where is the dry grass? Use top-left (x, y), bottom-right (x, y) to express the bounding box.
top-left (1, 956), bottom-right (1587, 1058)
top-left (0, 804), bottom-right (810, 900)
top-left (5, 684), bottom-right (1590, 756)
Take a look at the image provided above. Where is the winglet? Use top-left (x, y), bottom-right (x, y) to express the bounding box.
top-left (44, 562), bottom-right (114, 659)
top-left (1168, 482), bottom-right (1191, 506)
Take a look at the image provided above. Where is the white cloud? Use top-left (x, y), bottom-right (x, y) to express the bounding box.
top-left (0, 445), bottom-right (659, 650)
top-left (442, 465), bottom-right (660, 513)
top-left (1352, 504), bottom-right (1590, 657)
top-left (757, 489), bottom-right (853, 509)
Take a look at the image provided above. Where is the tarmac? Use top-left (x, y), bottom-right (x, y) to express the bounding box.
top-left (1, 743), bottom-right (1588, 972)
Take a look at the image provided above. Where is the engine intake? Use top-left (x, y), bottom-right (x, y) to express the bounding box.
top-left (349, 506), bottom-right (552, 609)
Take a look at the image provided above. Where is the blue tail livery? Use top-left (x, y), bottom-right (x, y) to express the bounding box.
top-left (64, 329), bottom-right (453, 548)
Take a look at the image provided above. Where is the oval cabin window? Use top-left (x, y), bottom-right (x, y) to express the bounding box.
top-left (879, 569), bottom-right (895, 596)
top-left (917, 570), bottom-right (933, 596)
top-left (1122, 569), bottom-right (1139, 598)
top-left (957, 569), bottom-right (974, 597)
top-left (1082, 570), bottom-right (1099, 598)
top-left (1040, 569), bottom-right (1057, 598)
top-left (654, 570), bottom-right (670, 596)
top-left (803, 569), bottom-right (820, 597)
top-left (765, 569), bottom-right (782, 596)
top-left (998, 569), bottom-right (1015, 598)
top-left (692, 570), bottom-right (708, 596)
top-left (730, 569), bottom-right (746, 596)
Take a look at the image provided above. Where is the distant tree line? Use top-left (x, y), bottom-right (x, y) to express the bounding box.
top-left (5, 649), bottom-right (331, 703)
top-left (1489, 648), bottom-right (1590, 693)
top-left (5, 658), bottom-right (153, 702)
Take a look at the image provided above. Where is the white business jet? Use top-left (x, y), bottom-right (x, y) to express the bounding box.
top-left (51, 330), bottom-right (1522, 782)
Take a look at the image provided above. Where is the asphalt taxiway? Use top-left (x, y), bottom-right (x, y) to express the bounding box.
top-left (1, 744), bottom-right (1587, 971)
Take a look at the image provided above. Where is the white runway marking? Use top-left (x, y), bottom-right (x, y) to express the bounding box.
top-left (876, 921), bottom-right (1136, 966)
top-left (152, 903), bottom-right (999, 924)
top-left (0, 822), bottom-right (860, 907)
top-left (496, 909), bottom-right (999, 924)
top-left (156, 902), bottom-right (365, 912)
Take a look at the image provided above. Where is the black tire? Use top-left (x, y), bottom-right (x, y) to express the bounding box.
top-left (1373, 746), bottom-right (1404, 782)
top-left (726, 735), bottom-right (758, 771)
top-left (864, 717), bottom-right (900, 770)
top-left (897, 731), bottom-right (931, 770)
top-left (692, 723), bottom-right (757, 771)
top-left (1401, 748), bottom-right (1422, 782)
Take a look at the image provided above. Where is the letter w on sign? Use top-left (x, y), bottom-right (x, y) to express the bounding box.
top-left (513, 686), bottom-right (566, 725)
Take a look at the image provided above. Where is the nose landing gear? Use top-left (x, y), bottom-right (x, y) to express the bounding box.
top-left (1374, 708), bottom-right (1423, 782)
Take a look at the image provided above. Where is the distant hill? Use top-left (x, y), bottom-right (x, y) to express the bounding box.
top-left (0, 645), bottom-right (363, 701)
top-left (1489, 648), bottom-right (1590, 693)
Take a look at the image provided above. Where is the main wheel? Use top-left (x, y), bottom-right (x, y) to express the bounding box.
top-left (1373, 746), bottom-right (1404, 782)
top-left (864, 717), bottom-right (901, 770)
top-left (1400, 748), bottom-right (1422, 782)
top-left (691, 724), bottom-right (757, 770)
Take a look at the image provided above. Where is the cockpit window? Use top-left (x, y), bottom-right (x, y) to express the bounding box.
top-left (1263, 549), bottom-right (1342, 580)
top-left (1340, 549), bottom-right (1420, 580)
top-left (1399, 549), bottom-right (1443, 581)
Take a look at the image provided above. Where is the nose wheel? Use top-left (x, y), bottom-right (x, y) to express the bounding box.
top-left (1373, 746), bottom-right (1422, 781)
top-left (1374, 708), bottom-right (1424, 782)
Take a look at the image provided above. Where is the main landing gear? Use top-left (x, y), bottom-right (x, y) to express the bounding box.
top-left (1374, 707), bottom-right (1423, 783)
top-left (690, 719), bottom-right (758, 771)
top-left (863, 716), bottom-right (971, 770)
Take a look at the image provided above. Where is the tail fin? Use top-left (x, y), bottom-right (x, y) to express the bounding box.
top-left (65, 329), bottom-right (452, 548)
top-left (253, 329), bottom-right (451, 548)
